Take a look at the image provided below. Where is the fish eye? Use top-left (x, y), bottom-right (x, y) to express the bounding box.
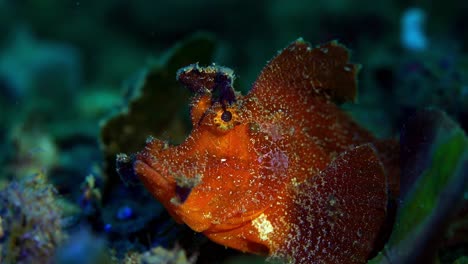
top-left (211, 106), bottom-right (240, 132)
top-left (221, 110), bottom-right (232, 122)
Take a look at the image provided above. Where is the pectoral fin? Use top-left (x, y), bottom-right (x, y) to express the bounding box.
top-left (274, 144), bottom-right (387, 264)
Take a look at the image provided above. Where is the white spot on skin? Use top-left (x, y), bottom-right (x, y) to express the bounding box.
top-left (252, 213), bottom-right (274, 241)
top-left (220, 158), bottom-right (227, 163)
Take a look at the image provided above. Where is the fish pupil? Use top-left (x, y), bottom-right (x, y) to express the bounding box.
top-left (221, 110), bottom-right (232, 122)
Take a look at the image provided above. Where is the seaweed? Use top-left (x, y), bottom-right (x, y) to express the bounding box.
top-left (369, 109), bottom-right (468, 263)
top-left (100, 33), bottom-right (216, 188)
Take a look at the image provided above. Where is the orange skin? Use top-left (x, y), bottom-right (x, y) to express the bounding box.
top-left (133, 39), bottom-right (398, 263)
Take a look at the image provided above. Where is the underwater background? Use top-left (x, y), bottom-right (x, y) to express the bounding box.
top-left (0, 1), bottom-right (467, 264)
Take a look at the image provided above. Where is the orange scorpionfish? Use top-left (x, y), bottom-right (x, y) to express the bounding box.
top-left (128, 39), bottom-right (399, 264)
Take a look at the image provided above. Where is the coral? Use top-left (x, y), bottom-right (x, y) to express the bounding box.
top-left (0, 172), bottom-right (66, 264)
top-left (122, 246), bottom-right (196, 264)
top-left (4, 126), bottom-right (59, 179)
top-left (79, 174), bottom-right (102, 216)
top-left (125, 39), bottom-right (399, 263)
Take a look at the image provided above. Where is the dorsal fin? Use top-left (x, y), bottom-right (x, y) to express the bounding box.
top-left (251, 38), bottom-right (359, 104)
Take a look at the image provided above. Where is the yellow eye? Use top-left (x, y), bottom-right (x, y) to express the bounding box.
top-left (213, 107), bottom-right (240, 132)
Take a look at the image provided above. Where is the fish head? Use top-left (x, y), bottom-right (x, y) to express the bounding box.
top-left (133, 65), bottom-right (275, 237)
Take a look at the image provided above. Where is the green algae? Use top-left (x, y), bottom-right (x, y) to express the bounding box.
top-left (100, 33), bottom-right (216, 183)
top-left (369, 109), bottom-right (468, 264)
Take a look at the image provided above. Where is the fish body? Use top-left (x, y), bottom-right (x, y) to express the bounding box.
top-left (131, 39), bottom-right (398, 263)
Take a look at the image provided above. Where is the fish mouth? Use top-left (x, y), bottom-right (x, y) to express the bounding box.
top-left (116, 152), bottom-right (175, 203)
top-left (172, 205), bottom-right (268, 236)
top-left (132, 152), bottom-right (175, 200)
top-left (202, 208), bottom-right (267, 234)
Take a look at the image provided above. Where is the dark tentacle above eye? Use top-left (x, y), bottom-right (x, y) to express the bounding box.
top-left (177, 63), bottom-right (237, 107)
top-left (214, 72), bottom-right (236, 106)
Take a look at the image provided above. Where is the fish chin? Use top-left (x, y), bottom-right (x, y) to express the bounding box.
top-left (133, 159), bottom-right (176, 208)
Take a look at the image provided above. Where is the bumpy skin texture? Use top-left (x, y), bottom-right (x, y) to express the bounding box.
top-left (133, 39), bottom-right (397, 264)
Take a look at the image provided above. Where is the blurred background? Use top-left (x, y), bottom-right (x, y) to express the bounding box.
top-left (0, 1), bottom-right (467, 263)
